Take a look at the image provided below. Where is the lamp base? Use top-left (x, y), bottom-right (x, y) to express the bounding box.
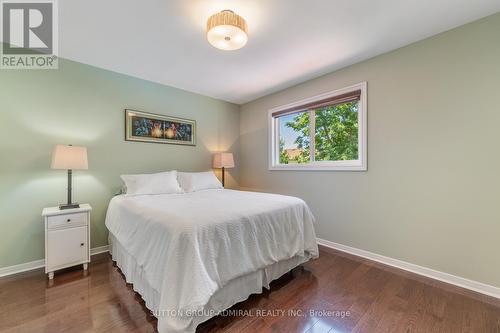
top-left (59, 203), bottom-right (80, 210)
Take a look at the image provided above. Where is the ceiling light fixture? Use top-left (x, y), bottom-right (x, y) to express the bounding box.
top-left (206, 10), bottom-right (248, 51)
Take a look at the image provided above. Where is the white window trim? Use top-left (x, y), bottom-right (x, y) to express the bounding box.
top-left (268, 82), bottom-right (367, 171)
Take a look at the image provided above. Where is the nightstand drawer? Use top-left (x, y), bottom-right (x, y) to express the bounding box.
top-left (47, 212), bottom-right (87, 229)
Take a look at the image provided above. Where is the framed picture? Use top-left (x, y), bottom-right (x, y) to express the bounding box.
top-left (125, 109), bottom-right (196, 146)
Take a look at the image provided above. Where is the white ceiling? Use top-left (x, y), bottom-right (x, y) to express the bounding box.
top-left (57, 0), bottom-right (500, 104)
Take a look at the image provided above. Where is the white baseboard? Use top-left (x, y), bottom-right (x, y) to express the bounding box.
top-left (0, 245), bottom-right (110, 278)
top-left (0, 259), bottom-right (46, 278)
top-left (4, 240), bottom-right (499, 299)
top-left (317, 238), bottom-right (500, 299)
top-left (90, 245), bottom-right (110, 255)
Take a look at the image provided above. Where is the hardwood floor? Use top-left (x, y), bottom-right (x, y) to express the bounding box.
top-left (1, 247), bottom-right (499, 333)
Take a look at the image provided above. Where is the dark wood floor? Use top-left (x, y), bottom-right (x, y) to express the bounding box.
top-left (1, 247), bottom-right (499, 333)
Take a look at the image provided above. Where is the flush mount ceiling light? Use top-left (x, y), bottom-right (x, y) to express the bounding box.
top-left (206, 10), bottom-right (248, 51)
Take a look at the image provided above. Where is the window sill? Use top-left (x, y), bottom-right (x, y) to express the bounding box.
top-left (268, 163), bottom-right (367, 171)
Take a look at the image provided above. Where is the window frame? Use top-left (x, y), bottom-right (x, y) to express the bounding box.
top-left (268, 82), bottom-right (367, 171)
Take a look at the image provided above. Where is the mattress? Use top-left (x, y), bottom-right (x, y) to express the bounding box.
top-left (105, 189), bottom-right (319, 332)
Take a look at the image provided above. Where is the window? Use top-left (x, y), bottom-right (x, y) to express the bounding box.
top-left (269, 82), bottom-right (367, 171)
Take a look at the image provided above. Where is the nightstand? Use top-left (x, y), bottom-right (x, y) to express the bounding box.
top-left (42, 204), bottom-right (92, 279)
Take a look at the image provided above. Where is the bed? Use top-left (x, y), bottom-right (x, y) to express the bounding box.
top-left (105, 188), bottom-right (319, 333)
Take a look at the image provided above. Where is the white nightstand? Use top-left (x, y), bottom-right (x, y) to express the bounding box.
top-left (42, 204), bottom-right (92, 280)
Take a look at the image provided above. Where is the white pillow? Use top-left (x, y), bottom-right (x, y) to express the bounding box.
top-left (121, 171), bottom-right (183, 196)
top-left (177, 171), bottom-right (223, 192)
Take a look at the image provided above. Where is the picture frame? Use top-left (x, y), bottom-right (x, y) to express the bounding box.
top-left (125, 109), bottom-right (196, 146)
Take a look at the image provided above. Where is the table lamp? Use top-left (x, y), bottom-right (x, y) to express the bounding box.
top-left (212, 152), bottom-right (234, 187)
top-left (51, 144), bottom-right (88, 210)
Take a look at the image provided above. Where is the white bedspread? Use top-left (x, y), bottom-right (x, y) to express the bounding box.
top-left (105, 189), bottom-right (318, 333)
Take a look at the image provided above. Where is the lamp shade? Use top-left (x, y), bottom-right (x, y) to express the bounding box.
top-left (51, 145), bottom-right (88, 170)
top-left (206, 10), bottom-right (248, 51)
top-left (213, 152), bottom-right (234, 168)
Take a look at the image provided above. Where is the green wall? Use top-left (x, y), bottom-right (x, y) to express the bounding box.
top-left (239, 13), bottom-right (500, 287)
top-left (0, 59), bottom-right (240, 268)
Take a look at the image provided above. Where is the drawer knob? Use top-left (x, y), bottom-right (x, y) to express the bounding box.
top-left (66, 219), bottom-right (71, 222)
top-left (80, 243), bottom-right (85, 247)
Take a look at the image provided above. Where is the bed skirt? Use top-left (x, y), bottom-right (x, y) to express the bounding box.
top-left (108, 233), bottom-right (309, 332)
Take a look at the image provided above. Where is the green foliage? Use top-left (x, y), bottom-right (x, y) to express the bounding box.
top-left (285, 102), bottom-right (358, 163)
top-left (285, 112), bottom-right (310, 163)
top-left (279, 138), bottom-right (289, 164)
